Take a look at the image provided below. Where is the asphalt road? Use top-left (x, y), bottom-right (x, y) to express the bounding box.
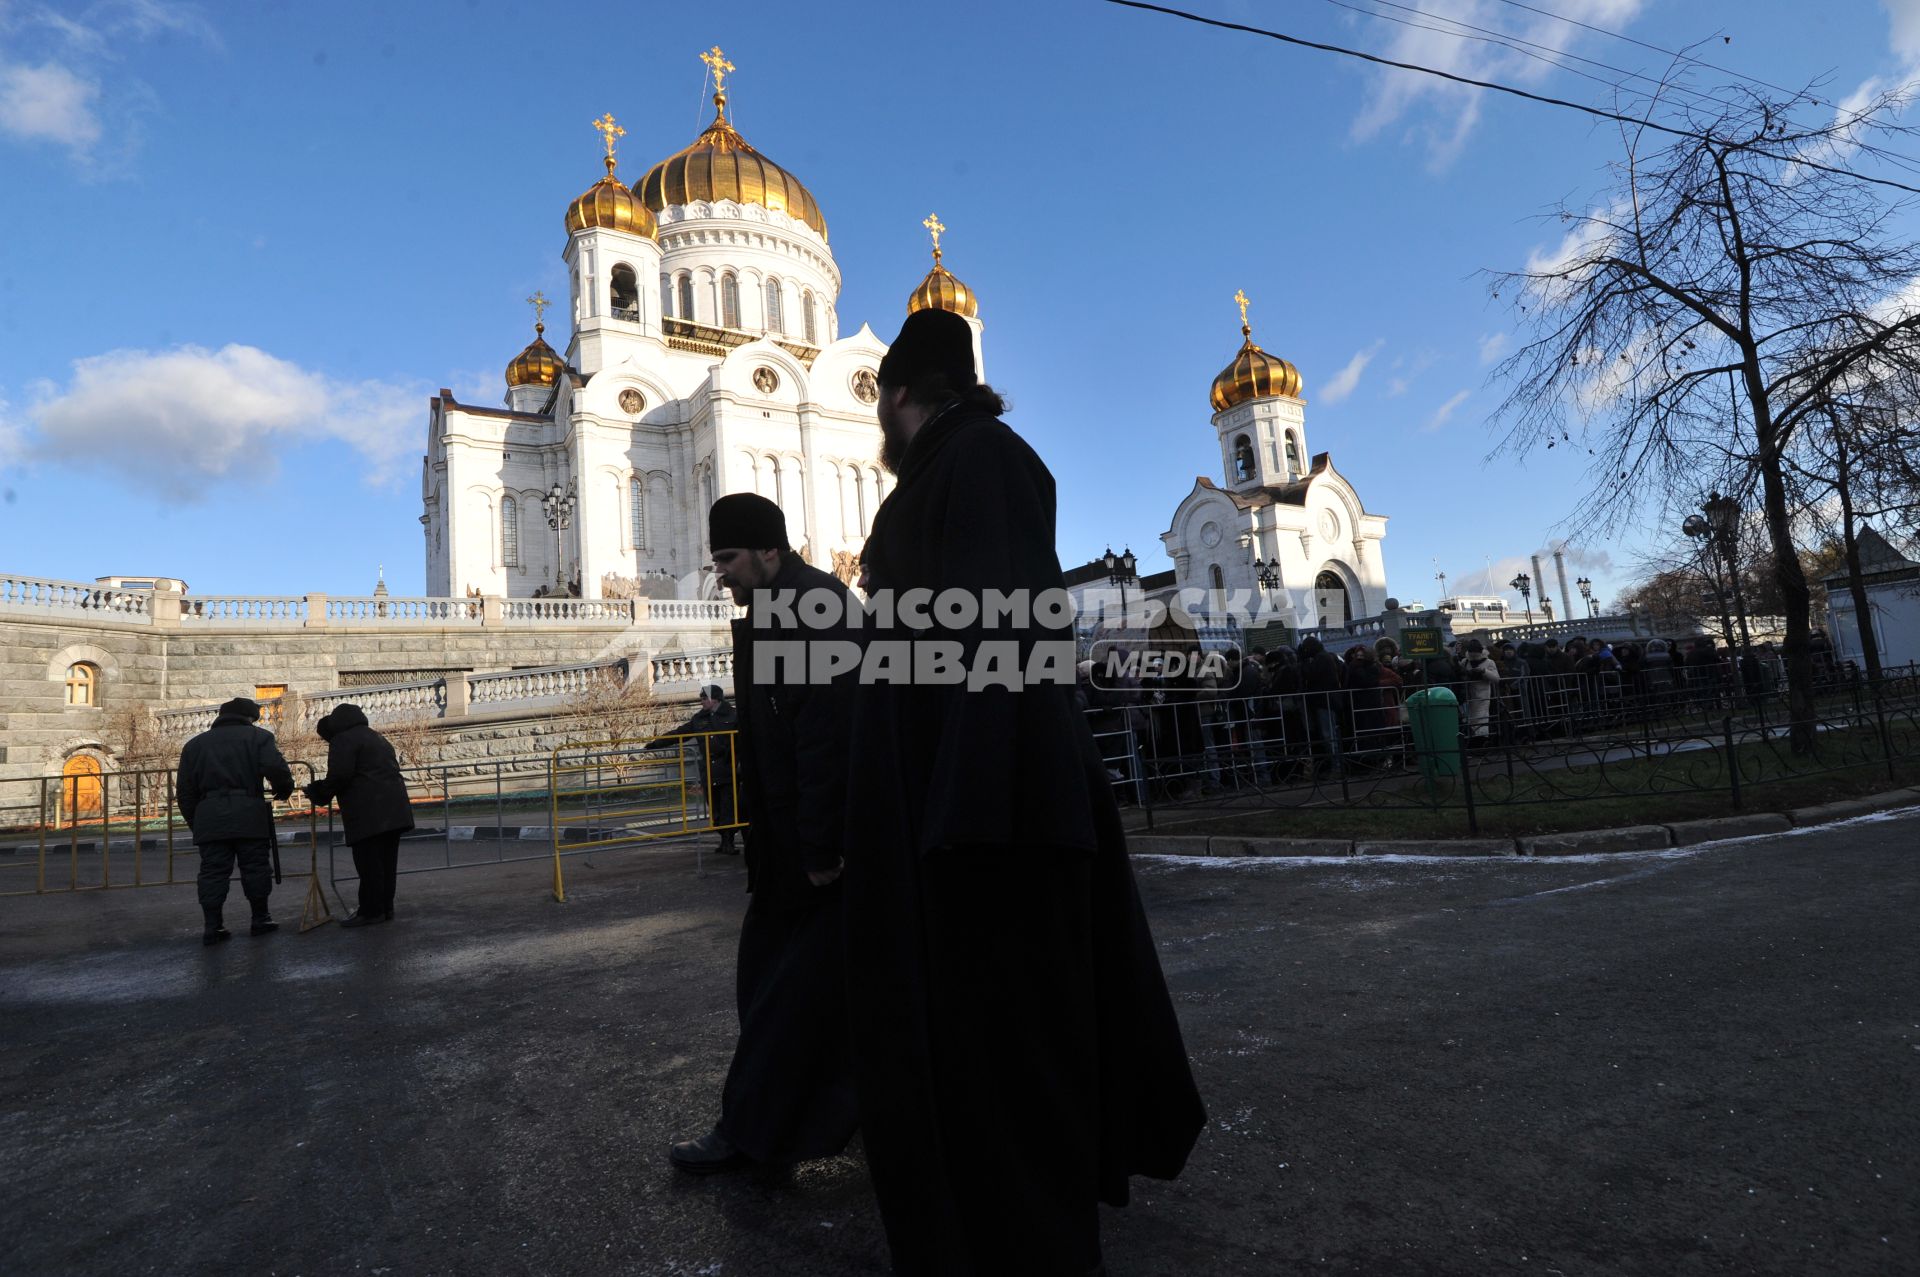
top-left (1, 814), bottom-right (1915, 1276)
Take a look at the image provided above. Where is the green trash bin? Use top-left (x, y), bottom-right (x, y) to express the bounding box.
top-left (1405, 685), bottom-right (1462, 779)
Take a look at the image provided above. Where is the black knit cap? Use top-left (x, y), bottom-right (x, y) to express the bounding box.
top-left (219, 697), bottom-right (261, 722)
top-left (708, 492), bottom-right (789, 552)
top-left (877, 307), bottom-right (976, 389)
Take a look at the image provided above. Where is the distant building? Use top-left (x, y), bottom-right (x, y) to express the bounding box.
top-left (1159, 295), bottom-right (1389, 632)
top-left (1824, 526), bottom-right (1920, 667)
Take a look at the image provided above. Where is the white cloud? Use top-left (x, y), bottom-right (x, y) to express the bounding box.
top-left (0, 60), bottom-right (101, 150)
top-left (1350, 0), bottom-right (1646, 168)
top-left (1386, 376), bottom-right (1410, 398)
top-left (1885, 0), bottom-right (1920, 63)
top-left (1320, 339), bottom-right (1384, 404)
top-left (1478, 332), bottom-right (1509, 364)
top-left (21, 344), bottom-right (423, 496)
top-left (1423, 388), bottom-right (1472, 431)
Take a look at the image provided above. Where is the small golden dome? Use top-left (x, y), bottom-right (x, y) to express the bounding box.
top-left (637, 58), bottom-right (826, 239)
top-left (566, 112), bottom-right (657, 238)
top-left (908, 264), bottom-right (977, 317)
top-left (1210, 290), bottom-right (1301, 411)
top-left (906, 212), bottom-right (977, 317)
top-left (506, 323), bottom-right (563, 388)
top-left (566, 163), bottom-right (657, 238)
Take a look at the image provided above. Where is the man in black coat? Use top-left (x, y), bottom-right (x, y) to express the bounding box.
top-left (303, 704), bottom-right (416, 926)
top-left (668, 493), bottom-right (859, 1175)
top-left (647, 684), bottom-right (741, 854)
top-left (176, 697), bottom-right (295, 944)
top-left (844, 308), bottom-right (1205, 1274)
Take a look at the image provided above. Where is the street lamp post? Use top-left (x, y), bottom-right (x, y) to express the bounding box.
top-left (1510, 572), bottom-right (1533, 626)
top-left (1702, 492), bottom-right (1753, 653)
top-left (1577, 575), bottom-right (1595, 618)
top-left (1683, 511), bottom-right (1737, 649)
top-left (542, 482), bottom-right (576, 590)
top-left (1101, 544), bottom-right (1138, 636)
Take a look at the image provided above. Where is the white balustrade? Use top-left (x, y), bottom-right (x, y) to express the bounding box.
top-left (646, 599), bottom-right (743, 623)
top-left (499, 598), bottom-right (636, 624)
top-left (649, 649), bottom-right (735, 685)
top-left (0, 574), bottom-right (153, 621)
top-left (177, 595), bottom-right (307, 626)
top-left (325, 596), bottom-right (483, 626)
top-left (469, 661), bottom-right (620, 705)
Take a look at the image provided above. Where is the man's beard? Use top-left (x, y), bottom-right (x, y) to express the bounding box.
top-left (878, 411), bottom-right (910, 475)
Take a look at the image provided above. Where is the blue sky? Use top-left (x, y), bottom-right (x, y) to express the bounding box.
top-left (0, 0), bottom-right (1910, 611)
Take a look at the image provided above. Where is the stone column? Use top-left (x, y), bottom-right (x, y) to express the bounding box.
top-left (444, 672), bottom-right (470, 718)
top-left (304, 592), bottom-right (328, 628)
top-left (482, 596), bottom-right (503, 626)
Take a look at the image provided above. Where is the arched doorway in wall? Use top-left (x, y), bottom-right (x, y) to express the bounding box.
top-left (1314, 569), bottom-right (1350, 628)
top-left (61, 754), bottom-right (103, 825)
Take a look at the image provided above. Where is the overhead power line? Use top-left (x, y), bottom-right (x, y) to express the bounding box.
top-left (1097, 0), bottom-right (1920, 197)
top-left (1485, 0), bottom-right (1807, 102)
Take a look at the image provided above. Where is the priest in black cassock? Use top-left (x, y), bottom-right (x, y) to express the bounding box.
top-left (667, 493), bottom-right (859, 1175)
top-left (844, 309), bottom-right (1206, 1274)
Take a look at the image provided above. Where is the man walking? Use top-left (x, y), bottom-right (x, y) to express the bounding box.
top-left (175, 697), bottom-right (295, 945)
top-left (648, 684), bottom-right (741, 854)
top-left (844, 308), bottom-right (1205, 1274)
top-left (667, 494), bottom-right (859, 1174)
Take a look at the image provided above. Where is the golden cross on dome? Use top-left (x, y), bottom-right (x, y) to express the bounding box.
top-left (591, 113), bottom-right (625, 172)
top-left (1234, 288), bottom-right (1251, 334)
top-left (701, 45), bottom-right (735, 98)
top-left (923, 212), bottom-right (946, 262)
top-left (527, 290), bottom-right (550, 332)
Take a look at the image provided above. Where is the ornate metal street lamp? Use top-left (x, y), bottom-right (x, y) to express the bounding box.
top-left (1510, 571), bottom-right (1533, 626)
top-left (542, 482), bottom-right (577, 589)
top-left (1684, 493), bottom-right (1752, 651)
top-left (1101, 544), bottom-right (1137, 633)
top-left (1577, 575), bottom-right (1596, 618)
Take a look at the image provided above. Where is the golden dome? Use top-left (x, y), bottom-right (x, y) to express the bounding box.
top-left (1209, 290), bottom-right (1302, 411)
top-left (566, 112), bottom-right (657, 238)
top-left (637, 65), bottom-right (827, 239)
top-left (506, 322), bottom-right (563, 388)
top-left (906, 212), bottom-right (977, 317)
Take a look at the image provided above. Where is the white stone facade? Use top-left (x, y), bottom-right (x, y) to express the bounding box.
top-left (1161, 391), bottom-right (1390, 631)
top-left (425, 192), bottom-right (896, 600)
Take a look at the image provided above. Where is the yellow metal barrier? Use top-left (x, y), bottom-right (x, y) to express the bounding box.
top-left (0, 762), bottom-right (327, 902)
top-left (547, 733), bottom-right (744, 902)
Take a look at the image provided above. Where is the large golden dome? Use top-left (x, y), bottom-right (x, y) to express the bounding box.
top-left (1210, 291), bottom-right (1302, 411)
top-left (566, 112), bottom-right (657, 238)
top-left (506, 322), bottom-right (563, 388)
top-left (637, 77), bottom-right (827, 239)
top-left (906, 212), bottom-right (977, 317)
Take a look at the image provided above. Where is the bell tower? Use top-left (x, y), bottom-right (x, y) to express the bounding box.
top-left (562, 112), bottom-right (663, 377)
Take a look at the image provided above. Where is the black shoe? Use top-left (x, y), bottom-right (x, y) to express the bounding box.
top-left (341, 912), bottom-right (387, 928)
top-left (384, 909), bottom-right (395, 921)
top-left (714, 839), bottom-right (739, 856)
top-left (202, 926), bottom-right (231, 946)
top-left (668, 1129), bottom-right (752, 1175)
top-left (250, 915), bottom-right (279, 936)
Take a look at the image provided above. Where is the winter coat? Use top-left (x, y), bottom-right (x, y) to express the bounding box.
top-left (306, 705), bottom-right (415, 846)
top-left (176, 711), bottom-right (295, 844)
top-left (1458, 652), bottom-right (1501, 732)
top-left (651, 700), bottom-right (739, 793)
top-left (729, 556), bottom-right (857, 906)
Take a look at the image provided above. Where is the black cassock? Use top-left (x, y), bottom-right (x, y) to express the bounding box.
top-left (716, 559), bottom-right (860, 1164)
top-left (845, 405), bottom-right (1206, 1275)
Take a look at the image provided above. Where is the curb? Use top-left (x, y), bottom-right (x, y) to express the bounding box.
top-left (1664, 813), bottom-right (1793, 846)
top-left (1127, 787), bottom-right (1918, 861)
top-left (1355, 838), bottom-right (1517, 858)
top-left (1519, 825), bottom-right (1673, 857)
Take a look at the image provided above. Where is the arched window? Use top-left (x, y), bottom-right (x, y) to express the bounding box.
top-left (678, 274), bottom-right (695, 322)
top-left (1233, 434), bottom-right (1256, 482)
top-left (610, 263), bottom-right (638, 320)
top-left (501, 495), bottom-right (520, 566)
top-left (1315, 569), bottom-right (1349, 627)
top-left (802, 290), bottom-right (817, 344)
top-left (630, 476), bottom-right (646, 550)
top-left (65, 662), bottom-right (99, 706)
top-left (765, 278), bottom-right (784, 333)
top-left (720, 273), bottom-right (740, 328)
top-left (660, 274), bottom-right (673, 318)
top-left (1285, 433), bottom-right (1302, 478)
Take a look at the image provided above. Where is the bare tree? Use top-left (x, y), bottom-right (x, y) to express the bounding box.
top-left (1491, 82), bottom-right (1920, 749)
top-left (559, 662), bottom-right (671, 747)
